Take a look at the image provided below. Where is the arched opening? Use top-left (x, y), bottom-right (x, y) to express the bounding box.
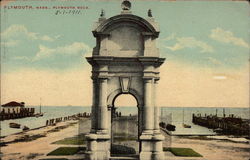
top-left (114, 94), bottom-right (137, 111)
top-left (110, 93), bottom-right (139, 157)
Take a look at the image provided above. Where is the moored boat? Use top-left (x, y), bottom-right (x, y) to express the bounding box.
top-left (22, 125), bottom-right (30, 131)
top-left (9, 122), bottom-right (21, 129)
top-left (166, 124), bottom-right (176, 131)
top-left (34, 98), bottom-right (44, 118)
top-left (182, 109), bottom-right (191, 128)
top-left (183, 123), bottom-right (192, 128)
top-left (35, 113), bottom-right (44, 118)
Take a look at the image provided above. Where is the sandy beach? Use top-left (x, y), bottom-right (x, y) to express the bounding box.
top-left (1, 118), bottom-right (90, 160)
top-left (1, 118), bottom-right (249, 160)
top-left (163, 132), bottom-right (250, 160)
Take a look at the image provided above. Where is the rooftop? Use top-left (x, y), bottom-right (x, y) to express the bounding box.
top-left (2, 101), bottom-right (25, 107)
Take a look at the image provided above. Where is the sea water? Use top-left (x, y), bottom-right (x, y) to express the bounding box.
top-left (160, 107), bottom-right (249, 135)
top-left (117, 106), bottom-right (250, 135)
top-left (1, 106), bottom-right (249, 136)
top-left (0, 106), bottom-right (91, 137)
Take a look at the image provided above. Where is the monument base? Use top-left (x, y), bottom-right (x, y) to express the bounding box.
top-left (85, 133), bottom-right (110, 160)
top-left (139, 132), bottom-right (165, 160)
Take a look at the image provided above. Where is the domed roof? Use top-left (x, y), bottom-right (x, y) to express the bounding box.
top-left (93, 14), bottom-right (159, 38)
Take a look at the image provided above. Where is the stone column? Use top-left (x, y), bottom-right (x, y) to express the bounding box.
top-left (140, 77), bottom-right (165, 160)
top-left (98, 78), bottom-right (108, 133)
top-left (91, 78), bottom-right (98, 132)
top-left (143, 78), bottom-right (154, 133)
top-left (86, 77), bottom-right (110, 160)
top-left (154, 79), bottom-right (160, 133)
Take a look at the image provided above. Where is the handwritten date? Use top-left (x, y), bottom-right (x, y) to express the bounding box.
top-left (55, 10), bottom-right (81, 15)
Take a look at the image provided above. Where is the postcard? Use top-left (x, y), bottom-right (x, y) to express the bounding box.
top-left (0, 0), bottom-right (249, 160)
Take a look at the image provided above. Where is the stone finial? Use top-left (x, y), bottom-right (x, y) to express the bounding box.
top-left (121, 0), bottom-right (131, 11)
top-left (148, 9), bottom-right (152, 17)
top-left (100, 9), bottom-right (105, 18)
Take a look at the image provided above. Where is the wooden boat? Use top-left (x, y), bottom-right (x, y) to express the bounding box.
top-left (35, 113), bottom-right (44, 118)
top-left (213, 128), bottom-right (223, 133)
top-left (183, 123), bottom-right (192, 128)
top-left (35, 98), bottom-right (44, 117)
top-left (9, 122), bottom-right (21, 129)
top-left (22, 125), bottom-right (30, 131)
top-left (166, 124), bottom-right (176, 131)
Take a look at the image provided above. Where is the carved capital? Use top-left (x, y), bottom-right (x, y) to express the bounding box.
top-left (143, 78), bottom-right (153, 83)
top-left (154, 78), bottom-right (160, 83)
top-left (98, 77), bottom-right (108, 83)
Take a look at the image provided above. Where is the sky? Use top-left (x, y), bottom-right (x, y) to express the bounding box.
top-left (0, 0), bottom-right (249, 107)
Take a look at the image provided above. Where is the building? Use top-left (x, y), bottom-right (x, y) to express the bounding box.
top-left (1, 101), bottom-right (25, 113)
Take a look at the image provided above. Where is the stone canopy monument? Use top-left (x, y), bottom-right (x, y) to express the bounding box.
top-left (85, 1), bottom-right (166, 159)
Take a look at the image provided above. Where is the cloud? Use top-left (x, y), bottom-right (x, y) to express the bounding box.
top-left (165, 37), bottom-right (214, 53)
top-left (2, 24), bottom-right (38, 39)
top-left (210, 27), bottom-right (249, 48)
top-left (1, 24), bottom-right (59, 43)
top-left (162, 33), bottom-right (176, 41)
top-left (34, 42), bottom-right (91, 60)
top-left (55, 35), bottom-right (61, 39)
top-left (213, 75), bottom-right (227, 80)
top-left (207, 57), bottom-right (223, 66)
top-left (40, 35), bottom-right (54, 42)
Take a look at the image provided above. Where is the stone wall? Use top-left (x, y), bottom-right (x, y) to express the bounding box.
top-left (112, 116), bottom-right (138, 136)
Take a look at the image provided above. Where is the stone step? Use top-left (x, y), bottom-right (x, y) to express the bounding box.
top-left (110, 157), bottom-right (138, 160)
top-left (110, 154), bottom-right (139, 160)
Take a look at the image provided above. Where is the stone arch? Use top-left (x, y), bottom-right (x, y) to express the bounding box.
top-left (107, 88), bottom-right (143, 108)
top-left (107, 88), bottom-right (143, 154)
